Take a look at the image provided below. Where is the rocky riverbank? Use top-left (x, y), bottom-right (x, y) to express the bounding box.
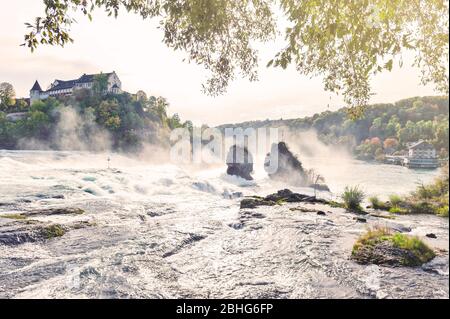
top-left (238, 189), bottom-right (448, 269)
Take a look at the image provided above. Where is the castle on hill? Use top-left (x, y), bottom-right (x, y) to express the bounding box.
top-left (30, 71), bottom-right (122, 103)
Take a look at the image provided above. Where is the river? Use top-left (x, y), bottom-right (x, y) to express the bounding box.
top-left (0, 150), bottom-right (448, 299)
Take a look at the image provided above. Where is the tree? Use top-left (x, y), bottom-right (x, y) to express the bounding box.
top-left (183, 120), bottom-right (194, 133)
top-left (105, 115), bottom-right (121, 131)
top-left (0, 82), bottom-right (16, 111)
top-left (168, 113), bottom-right (182, 130)
top-left (92, 73), bottom-right (109, 95)
top-left (306, 169), bottom-right (325, 197)
top-left (383, 138), bottom-right (399, 150)
top-left (16, 99), bottom-right (29, 111)
top-left (385, 116), bottom-right (401, 137)
top-left (0, 89), bottom-right (174, 151)
top-left (136, 90), bottom-right (148, 102)
top-left (434, 121), bottom-right (449, 150)
top-left (374, 147), bottom-right (385, 161)
top-left (97, 99), bottom-right (119, 125)
top-left (370, 137), bottom-right (382, 146)
top-left (154, 97), bottom-right (169, 123)
top-left (369, 117), bottom-right (384, 138)
top-left (26, 110), bottom-right (50, 138)
top-left (24, 0), bottom-right (449, 114)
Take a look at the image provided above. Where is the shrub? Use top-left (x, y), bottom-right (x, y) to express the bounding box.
top-left (415, 184), bottom-right (434, 200)
top-left (369, 196), bottom-right (380, 207)
top-left (389, 194), bottom-right (403, 207)
top-left (352, 227), bottom-right (392, 253)
top-left (408, 201), bottom-right (435, 214)
top-left (368, 196), bottom-right (388, 210)
top-left (342, 186), bottom-right (365, 211)
top-left (390, 233), bottom-right (436, 265)
top-left (408, 165), bottom-right (449, 217)
top-left (437, 205), bottom-right (449, 217)
top-left (42, 224), bottom-right (66, 239)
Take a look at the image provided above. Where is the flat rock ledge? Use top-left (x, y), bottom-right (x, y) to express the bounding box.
top-left (0, 207), bottom-right (93, 246)
top-left (23, 207), bottom-right (85, 217)
top-left (240, 189), bottom-right (327, 209)
top-left (0, 220), bottom-right (95, 246)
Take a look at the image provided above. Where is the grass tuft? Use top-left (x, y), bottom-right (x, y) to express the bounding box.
top-left (328, 201), bottom-right (345, 208)
top-left (342, 186), bottom-right (365, 211)
top-left (390, 233), bottom-right (436, 265)
top-left (0, 213), bottom-right (27, 220)
top-left (369, 196), bottom-right (382, 209)
top-left (437, 205), bottom-right (449, 217)
top-left (352, 227), bottom-right (392, 254)
top-left (42, 224), bottom-right (66, 239)
top-left (370, 213), bottom-right (396, 220)
top-left (389, 194), bottom-right (403, 207)
top-left (389, 206), bottom-right (408, 214)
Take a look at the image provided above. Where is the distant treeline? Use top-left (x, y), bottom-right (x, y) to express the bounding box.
top-left (0, 88), bottom-right (192, 151)
top-left (218, 96), bottom-right (449, 161)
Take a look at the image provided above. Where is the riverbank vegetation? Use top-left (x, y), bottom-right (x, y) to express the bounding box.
top-left (367, 164), bottom-right (449, 217)
top-left (219, 96), bottom-right (449, 161)
top-left (0, 83), bottom-right (191, 151)
top-left (337, 163), bottom-right (449, 217)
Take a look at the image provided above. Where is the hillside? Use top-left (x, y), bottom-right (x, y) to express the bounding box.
top-left (0, 89), bottom-right (182, 151)
top-left (218, 96), bottom-right (449, 161)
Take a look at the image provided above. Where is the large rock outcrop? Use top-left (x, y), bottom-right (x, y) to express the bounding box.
top-left (264, 142), bottom-right (330, 192)
top-left (226, 145), bottom-right (254, 180)
top-left (264, 142), bottom-right (307, 185)
top-left (351, 229), bottom-right (436, 267)
top-left (351, 240), bottom-right (435, 267)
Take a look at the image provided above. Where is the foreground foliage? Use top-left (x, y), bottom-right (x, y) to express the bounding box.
top-left (407, 164), bottom-right (449, 216)
top-left (24, 1), bottom-right (449, 112)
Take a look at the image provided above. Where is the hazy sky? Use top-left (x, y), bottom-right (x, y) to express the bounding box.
top-left (0, 0), bottom-right (439, 126)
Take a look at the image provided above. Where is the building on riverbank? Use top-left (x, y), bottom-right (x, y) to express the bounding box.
top-left (384, 141), bottom-right (440, 169)
top-left (404, 141), bottom-right (439, 169)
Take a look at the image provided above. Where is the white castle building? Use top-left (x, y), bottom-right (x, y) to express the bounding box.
top-left (30, 72), bottom-right (122, 103)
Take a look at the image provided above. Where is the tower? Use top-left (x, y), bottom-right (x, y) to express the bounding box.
top-left (30, 80), bottom-right (43, 104)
